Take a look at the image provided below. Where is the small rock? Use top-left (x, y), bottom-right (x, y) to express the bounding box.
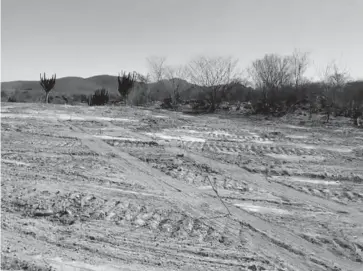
top-left (248, 264), bottom-right (258, 271)
top-left (282, 170), bottom-right (290, 176)
top-left (344, 191), bottom-right (354, 200)
top-left (34, 209), bottom-right (53, 217)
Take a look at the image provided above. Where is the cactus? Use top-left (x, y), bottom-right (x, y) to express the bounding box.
top-left (88, 88), bottom-right (109, 106)
top-left (117, 71), bottom-right (136, 104)
top-left (39, 73), bottom-right (56, 104)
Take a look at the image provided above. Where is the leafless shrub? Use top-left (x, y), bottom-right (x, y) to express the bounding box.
top-left (127, 83), bottom-right (149, 106)
top-left (164, 65), bottom-right (188, 108)
top-left (127, 72), bottom-right (153, 106)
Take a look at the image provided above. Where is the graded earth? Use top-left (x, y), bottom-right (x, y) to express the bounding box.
top-left (1, 103), bottom-right (363, 271)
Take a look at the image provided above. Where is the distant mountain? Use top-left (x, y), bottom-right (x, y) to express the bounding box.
top-left (1, 80), bottom-right (41, 92)
top-left (0, 75), bottom-right (196, 103)
top-left (85, 75), bottom-right (119, 92)
top-left (1, 75), bottom-right (120, 96)
top-left (1, 75), bottom-right (256, 103)
top-left (1, 75), bottom-right (194, 95)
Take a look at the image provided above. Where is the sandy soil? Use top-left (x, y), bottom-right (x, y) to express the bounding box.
top-left (1, 102), bottom-right (363, 271)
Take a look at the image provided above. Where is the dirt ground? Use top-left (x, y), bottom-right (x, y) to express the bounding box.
top-left (1, 102), bottom-right (363, 271)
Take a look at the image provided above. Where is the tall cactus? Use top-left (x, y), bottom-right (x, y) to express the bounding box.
top-left (40, 73), bottom-right (56, 104)
top-left (117, 71), bottom-right (136, 104)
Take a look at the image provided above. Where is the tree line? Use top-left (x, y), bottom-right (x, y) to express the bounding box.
top-left (35, 50), bottom-right (362, 125)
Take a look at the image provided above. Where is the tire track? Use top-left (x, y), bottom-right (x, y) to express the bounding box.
top-left (60, 121), bottom-right (361, 271)
top-left (170, 126), bottom-right (273, 142)
top-left (269, 176), bottom-right (363, 204)
top-left (6, 187), bottom-right (233, 246)
top-left (182, 140), bottom-right (323, 157)
top-left (105, 139), bottom-right (160, 148)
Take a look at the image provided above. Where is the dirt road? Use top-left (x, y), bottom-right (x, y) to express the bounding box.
top-left (1, 103), bottom-right (363, 271)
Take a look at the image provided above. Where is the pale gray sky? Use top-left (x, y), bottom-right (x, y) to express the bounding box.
top-left (1, 0), bottom-right (362, 82)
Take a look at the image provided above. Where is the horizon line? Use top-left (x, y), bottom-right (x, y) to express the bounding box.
top-left (2, 74), bottom-right (363, 84)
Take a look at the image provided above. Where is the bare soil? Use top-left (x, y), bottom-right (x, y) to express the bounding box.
top-left (1, 103), bottom-right (363, 271)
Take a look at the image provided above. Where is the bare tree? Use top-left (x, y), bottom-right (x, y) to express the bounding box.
top-left (186, 56), bottom-right (240, 112)
top-left (320, 62), bottom-right (350, 122)
top-left (146, 56), bottom-right (167, 82)
top-left (249, 54), bottom-right (293, 91)
top-left (290, 49), bottom-right (310, 89)
top-left (248, 53), bottom-right (298, 114)
top-left (134, 72), bottom-right (151, 85)
top-left (323, 62), bottom-right (350, 90)
top-left (39, 73), bottom-right (56, 104)
top-left (164, 65), bottom-right (188, 106)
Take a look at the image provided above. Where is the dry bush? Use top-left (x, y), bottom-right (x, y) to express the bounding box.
top-left (4, 90), bottom-right (36, 103)
top-left (127, 83), bottom-right (150, 106)
top-left (164, 65), bottom-right (188, 107)
top-left (1, 90), bottom-right (9, 101)
top-left (71, 94), bottom-right (89, 104)
top-left (88, 88), bottom-right (109, 106)
top-left (125, 72), bottom-right (154, 106)
top-left (7, 96), bottom-right (17, 103)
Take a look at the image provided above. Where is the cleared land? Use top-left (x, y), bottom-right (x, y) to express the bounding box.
top-left (1, 103), bottom-right (363, 271)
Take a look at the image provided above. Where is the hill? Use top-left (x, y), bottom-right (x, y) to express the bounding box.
top-left (1, 75), bottom-right (133, 103)
top-left (1, 75), bottom-right (254, 104)
top-left (0, 75), bottom-right (196, 103)
top-left (1, 75), bottom-right (119, 96)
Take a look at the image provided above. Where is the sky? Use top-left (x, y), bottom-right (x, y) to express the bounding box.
top-left (1, 0), bottom-right (363, 82)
